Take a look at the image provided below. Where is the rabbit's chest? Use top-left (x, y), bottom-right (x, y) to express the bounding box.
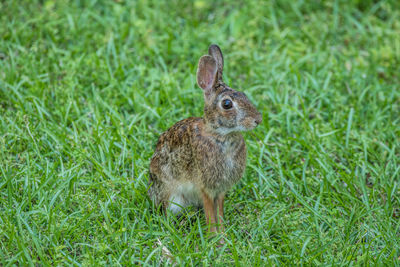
top-left (219, 144), bottom-right (241, 169)
top-left (221, 146), bottom-right (246, 177)
top-left (198, 136), bottom-right (246, 194)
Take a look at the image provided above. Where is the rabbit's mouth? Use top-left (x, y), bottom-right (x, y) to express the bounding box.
top-left (214, 121), bottom-right (259, 135)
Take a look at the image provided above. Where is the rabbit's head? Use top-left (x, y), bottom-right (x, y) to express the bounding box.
top-left (197, 44), bottom-right (262, 135)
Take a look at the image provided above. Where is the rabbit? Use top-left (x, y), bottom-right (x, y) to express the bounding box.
top-left (148, 44), bottom-right (262, 233)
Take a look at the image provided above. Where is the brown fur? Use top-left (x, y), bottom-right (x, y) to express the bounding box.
top-left (148, 44), bottom-right (262, 232)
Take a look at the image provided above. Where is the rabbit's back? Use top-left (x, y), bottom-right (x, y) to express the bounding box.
top-left (150, 117), bottom-right (201, 183)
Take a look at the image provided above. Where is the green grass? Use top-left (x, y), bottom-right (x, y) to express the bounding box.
top-left (1, 0), bottom-right (399, 265)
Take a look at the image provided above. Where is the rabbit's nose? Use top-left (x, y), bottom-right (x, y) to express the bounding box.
top-left (254, 115), bottom-right (262, 125)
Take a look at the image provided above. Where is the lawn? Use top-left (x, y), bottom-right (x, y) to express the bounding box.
top-left (0, 0), bottom-right (399, 265)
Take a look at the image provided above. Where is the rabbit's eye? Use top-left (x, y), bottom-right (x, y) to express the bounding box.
top-left (222, 99), bottom-right (233, 109)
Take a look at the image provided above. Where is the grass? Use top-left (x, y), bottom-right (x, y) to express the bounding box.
top-left (0, 0), bottom-right (399, 265)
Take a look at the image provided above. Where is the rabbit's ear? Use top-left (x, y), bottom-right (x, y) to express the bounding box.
top-left (208, 44), bottom-right (224, 80)
top-left (197, 55), bottom-right (218, 91)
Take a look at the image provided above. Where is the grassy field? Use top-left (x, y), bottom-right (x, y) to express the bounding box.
top-left (1, 0), bottom-right (399, 265)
